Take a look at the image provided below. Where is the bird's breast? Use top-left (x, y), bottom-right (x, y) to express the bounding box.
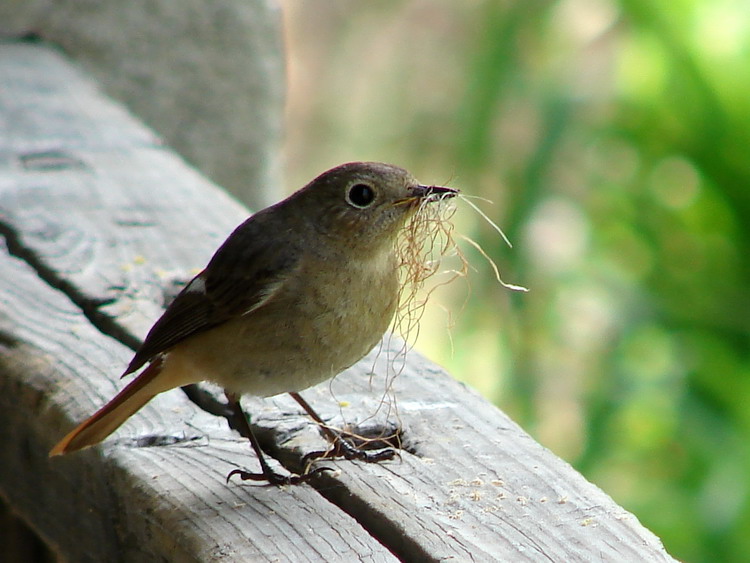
top-left (170, 249), bottom-right (400, 397)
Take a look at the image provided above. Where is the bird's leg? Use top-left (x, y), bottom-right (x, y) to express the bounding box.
top-left (224, 392), bottom-right (330, 485)
top-left (289, 392), bottom-right (397, 466)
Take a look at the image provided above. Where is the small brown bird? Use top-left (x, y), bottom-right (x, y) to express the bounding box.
top-left (50, 161), bottom-right (456, 484)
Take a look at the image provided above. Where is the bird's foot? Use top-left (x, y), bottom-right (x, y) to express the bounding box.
top-left (226, 465), bottom-right (332, 486)
top-left (303, 431), bottom-right (397, 466)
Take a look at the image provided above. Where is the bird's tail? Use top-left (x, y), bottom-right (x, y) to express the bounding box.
top-left (50, 359), bottom-right (167, 456)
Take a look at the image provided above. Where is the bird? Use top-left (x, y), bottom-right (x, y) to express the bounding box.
top-left (49, 161), bottom-right (457, 484)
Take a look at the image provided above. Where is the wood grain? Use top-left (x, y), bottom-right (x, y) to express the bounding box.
top-left (0, 0), bottom-right (285, 209)
top-left (0, 41), bottom-right (676, 561)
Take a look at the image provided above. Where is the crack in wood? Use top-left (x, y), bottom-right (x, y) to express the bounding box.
top-left (0, 326), bottom-right (21, 349)
top-left (0, 221), bottom-right (141, 351)
top-left (18, 150), bottom-right (87, 171)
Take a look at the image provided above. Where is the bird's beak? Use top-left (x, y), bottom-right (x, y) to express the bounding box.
top-left (412, 184), bottom-right (458, 199)
top-left (401, 184), bottom-right (458, 206)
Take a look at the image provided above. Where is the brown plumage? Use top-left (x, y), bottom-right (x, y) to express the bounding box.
top-left (50, 162), bottom-right (457, 457)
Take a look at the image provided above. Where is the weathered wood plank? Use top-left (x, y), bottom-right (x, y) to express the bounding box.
top-left (0, 42), bottom-right (247, 338)
top-left (248, 353), bottom-right (677, 562)
top-left (0, 0), bottom-right (285, 209)
top-left (0, 41), bottom-right (677, 561)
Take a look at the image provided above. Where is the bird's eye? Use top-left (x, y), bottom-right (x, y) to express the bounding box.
top-left (346, 183), bottom-right (376, 208)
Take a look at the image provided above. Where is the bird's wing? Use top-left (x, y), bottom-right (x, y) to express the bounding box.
top-left (123, 215), bottom-right (301, 375)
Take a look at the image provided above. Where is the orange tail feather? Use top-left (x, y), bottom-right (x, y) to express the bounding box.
top-left (50, 360), bottom-right (165, 456)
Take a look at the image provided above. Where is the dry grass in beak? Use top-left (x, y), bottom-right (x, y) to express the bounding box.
top-left (457, 195), bottom-right (529, 293)
top-left (393, 191), bottom-right (527, 346)
top-left (347, 190), bottom-right (461, 442)
top-left (394, 191), bottom-right (462, 345)
top-left (344, 188), bottom-right (526, 444)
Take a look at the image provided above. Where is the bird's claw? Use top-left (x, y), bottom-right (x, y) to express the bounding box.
top-left (226, 465), bottom-right (333, 486)
top-left (302, 435), bottom-right (397, 466)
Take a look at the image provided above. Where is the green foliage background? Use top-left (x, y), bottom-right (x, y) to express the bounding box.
top-left (282, 2), bottom-right (750, 561)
